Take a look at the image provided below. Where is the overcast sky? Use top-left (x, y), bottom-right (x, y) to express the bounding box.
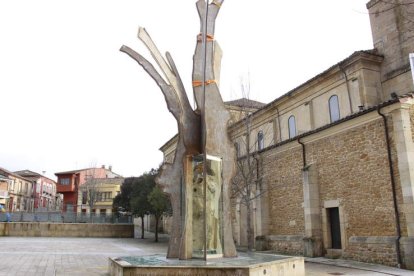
top-left (0, 0), bottom-right (373, 180)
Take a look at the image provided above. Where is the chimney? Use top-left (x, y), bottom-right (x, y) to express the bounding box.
top-left (109, 165), bottom-right (112, 172)
top-left (101, 165), bottom-right (105, 169)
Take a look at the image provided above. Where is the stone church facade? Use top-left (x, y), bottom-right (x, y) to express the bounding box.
top-left (160, 0), bottom-right (414, 269)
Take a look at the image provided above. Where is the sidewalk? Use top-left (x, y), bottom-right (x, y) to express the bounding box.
top-left (241, 247), bottom-right (413, 275)
top-left (305, 257), bottom-right (414, 276)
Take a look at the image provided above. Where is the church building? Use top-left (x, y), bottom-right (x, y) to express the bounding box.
top-left (160, 0), bottom-right (414, 269)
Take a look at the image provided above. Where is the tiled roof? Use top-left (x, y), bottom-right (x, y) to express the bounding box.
top-left (14, 170), bottom-right (42, 177)
top-left (0, 167), bottom-right (34, 182)
top-left (54, 168), bottom-right (87, 175)
top-left (225, 98), bottom-right (266, 109)
top-left (55, 168), bottom-right (122, 178)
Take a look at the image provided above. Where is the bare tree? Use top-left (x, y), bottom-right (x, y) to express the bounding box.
top-left (231, 76), bottom-right (272, 251)
top-left (82, 167), bottom-right (102, 220)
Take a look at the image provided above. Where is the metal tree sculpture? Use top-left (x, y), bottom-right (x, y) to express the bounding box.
top-left (120, 0), bottom-right (236, 259)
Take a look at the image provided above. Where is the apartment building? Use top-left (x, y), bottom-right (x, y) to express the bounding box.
top-left (78, 177), bottom-right (123, 215)
top-left (55, 166), bottom-right (121, 212)
top-left (14, 170), bottom-right (61, 211)
top-left (0, 167), bottom-right (34, 212)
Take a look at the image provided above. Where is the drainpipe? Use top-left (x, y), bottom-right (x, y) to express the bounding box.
top-left (339, 65), bottom-right (353, 114)
top-left (298, 137), bottom-right (306, 168)
top-left (377, 107), bottom-right (402, 268)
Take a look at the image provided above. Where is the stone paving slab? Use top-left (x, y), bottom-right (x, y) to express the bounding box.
top-left (0, 235), bottom-right (167, 276)
top-left (0, 235), bottom-right (413, 275)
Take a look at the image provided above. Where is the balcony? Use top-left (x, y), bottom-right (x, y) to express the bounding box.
top-left (56, 184), bottom-right (76, 193)
top-left (99, 198), bottom-right (113, 202)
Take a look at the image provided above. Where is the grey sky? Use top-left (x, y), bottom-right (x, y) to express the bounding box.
top-left (0, 0), bottom-right (373, 179)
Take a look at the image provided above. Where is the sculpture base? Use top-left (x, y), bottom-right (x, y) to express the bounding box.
top-left (108, 253), bottom-right (304, 276)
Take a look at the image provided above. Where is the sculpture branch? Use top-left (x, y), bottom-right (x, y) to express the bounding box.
top-left (138, 28), bottom-right (185, 102)
top-left (119, 45), bottom-right (182, 122)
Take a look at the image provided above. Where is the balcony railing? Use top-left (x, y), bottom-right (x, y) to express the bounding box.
top-left (98, 198), bottom-right (113, 202)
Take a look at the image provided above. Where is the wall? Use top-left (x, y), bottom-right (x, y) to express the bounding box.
top-left (254, 111), bottom-right (405, 266)
top-left (367, 0), bottom-right (414, 98)
top-left (229, 52), bottom-right (383, 150)
top-left (0, 222), bottom-right (133, 238)
top-left (261, 143), bottom-right (305, 255)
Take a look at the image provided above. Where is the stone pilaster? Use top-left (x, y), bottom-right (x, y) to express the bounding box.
top-left (391, 104), bottom-right (414, 269)
top-left (302, 164), bottom-right (322, 257)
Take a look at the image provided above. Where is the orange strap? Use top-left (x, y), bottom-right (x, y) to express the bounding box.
top-left (192, 80), bottom-right (216, 87)
top-left (212, 0), bottom-right (222, 8)
top-left (197, 33), bottom-right (214, 42)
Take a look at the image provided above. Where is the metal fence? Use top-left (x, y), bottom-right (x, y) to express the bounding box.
top-left (0, 211), bottom-right (132, 224)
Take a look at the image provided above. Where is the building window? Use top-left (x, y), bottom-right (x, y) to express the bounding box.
top-left (98, 192), bottom-right (112, 201)
top-left (257, 131), bottom-right (264, 150)
top-left (329, 95), bottom-right (340, 122)
top-left (288, 115), bottom-right (296, 138)
top-left (60, 178), bottom-right (70, 185)
top-left (82, 192), bottom-right (87, 204)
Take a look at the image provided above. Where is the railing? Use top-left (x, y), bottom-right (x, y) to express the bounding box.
top-left (0, 211), bottom-right (132, 224)
top-left (98, 198), bottom-right (113, 202)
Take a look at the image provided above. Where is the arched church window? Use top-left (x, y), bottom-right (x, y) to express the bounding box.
top-left (329, 95), bottom-right (340, 122)
top-left (288, 116), bottom-right (296, 138)
top-left (257, 131), bottom-right (264, 150)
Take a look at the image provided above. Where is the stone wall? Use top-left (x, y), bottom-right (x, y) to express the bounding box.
top-left (342, 236), bottom-right (398, 267)
top-left (0, 222), bottom-right (133, 238)
top-left (307, 118), bottom-right (397, 238)
top-left (260, 145), bottom-right (305, 255)
top-left (367, 0), bottom-right (414, 98)
top-left (262, 146), bottom-right (304, 237)
top-left (257, 114), bottom-right (404, 265)
top-left (265, 235), bottom-right (304, 256)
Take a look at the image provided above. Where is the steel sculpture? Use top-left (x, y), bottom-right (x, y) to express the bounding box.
top-left (120, 0), bottom-right (236, 260)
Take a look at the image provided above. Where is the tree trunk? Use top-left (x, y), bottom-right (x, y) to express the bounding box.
top-left (155, 215), bottom-right (159, 243)
top-left (141, 216), bottom-right (145, 239)
top-left (246, 198), bottom-right (254, 251)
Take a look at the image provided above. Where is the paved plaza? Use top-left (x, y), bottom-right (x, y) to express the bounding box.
top-left (0, 234), bottom-right (413, 275)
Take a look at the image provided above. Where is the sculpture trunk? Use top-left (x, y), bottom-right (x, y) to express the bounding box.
top-left (191, 0), bottom-right (237, 258)
top-left (120, 0), bottom-right (236, 259)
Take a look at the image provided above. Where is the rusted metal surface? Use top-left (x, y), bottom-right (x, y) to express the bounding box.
top-left (192, 0), bottom-right (237, 258)
top-left (120, 0), bottom-right (236, 259)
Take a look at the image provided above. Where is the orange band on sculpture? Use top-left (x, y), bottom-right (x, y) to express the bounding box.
top-left (212, 0), bottom-right (222, 8)
top-left (197, 33), bottom-right (214, 42)
top-left (192, 80), bottom-right (216, 87)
